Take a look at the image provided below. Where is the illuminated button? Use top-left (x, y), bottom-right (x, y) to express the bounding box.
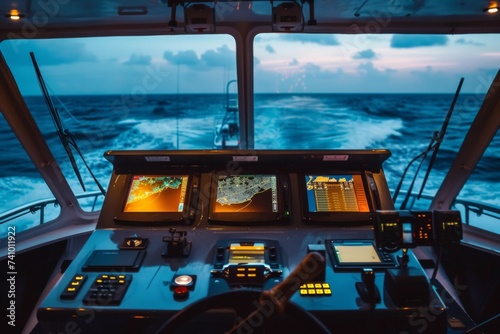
top-left (96, 279), bottom-right (103, 283)
top-left (71, 282), bottom-right (80, 286)
top-left (75, 276), bottom-right (84, 280)
top-left (67, 287), bottom-right (76, 292)
top-left (118, 280), bottom-right (125, 284)
top-left (316, 289), bottom-right (324, 294)
top-left (173, 286), bottom-right (189, 299)
top-left (300, 289), bottom-right (308, 295)
top-left (174, 275), bottom-right (193, 286)
top-left (110, 276), bottom-right (116, 280)
top-left (307, 283), bottom-right (314, 288)
top-left (102, 275), bottom-right (108, 278)
top-left (237, 274), bottom-right (245, 277)
top-left (300, 284), bottom-right (307, 289)
top-left (118, 275), bottom-right (125, 279)
top-left (237, 268), bottom-right (245, 271)
top-left (308, 289), bottom-right (316, 294)
top-left (322, 283), bottom-right (330, 288)
top-left (314, 283), bottom-right (322, 288)
top-left (324, 289), bottom-right (332, 295)
top-left (248, 274), bottom-right (256, 277)
top-left (248, 268), bottom-right (256, 271)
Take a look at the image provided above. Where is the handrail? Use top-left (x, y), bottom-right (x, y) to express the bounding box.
top-left (0, 191), bottom-right (104, 226)
top-left (398, 192), bottom-right (500, 228)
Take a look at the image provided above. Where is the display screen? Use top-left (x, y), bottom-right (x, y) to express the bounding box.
top-left (305, 174), bottom-right (369, 213)
top-left (123, 175), bottom-right (189, 213)
top-left (213, 174), bottom-right (278, 213)
top-left (334, 244), bottom-right (382, 263)
top-left (228, 242), bottom-right (266, 264)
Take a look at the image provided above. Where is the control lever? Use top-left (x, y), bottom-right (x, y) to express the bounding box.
top-left (227, 252), bottom-right (325, 334)
top-left (162, 228), bottom-right (192, 257)
top-left (260, 252), bottom-right (325, 312)
top-left (355, 268), bottom-right (381, 304)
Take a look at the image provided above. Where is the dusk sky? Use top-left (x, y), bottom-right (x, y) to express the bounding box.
top-left (1, 33), bottom-right (498, 95)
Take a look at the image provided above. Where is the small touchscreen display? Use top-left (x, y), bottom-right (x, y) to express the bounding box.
top-left (334, 244), bottom-right (382, 263)
top-left (228, 242), bottom-right (266, 264)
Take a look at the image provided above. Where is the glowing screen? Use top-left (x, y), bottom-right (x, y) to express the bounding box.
top-left (214, 174), bottom-right (278, 213)
top-left (123, 175), bottom-right (188, 212)
top-left (228, 242), bottom-right (266, 264)
top-left (305, 174), bottom-right (369, 212)
top-left (334, 244), bottom-right (382, 263)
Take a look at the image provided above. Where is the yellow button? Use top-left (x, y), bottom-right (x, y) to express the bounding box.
top-left (118, 280), bottom-right (125, 284)
top-left (316, 289), bottom-right (324, 294)
top-left (248, 268), bottom-right (256, 271)
top-left (118, 275), bottom-right (125, 279)
top-left (67, 287), bottom-right (76, 292)
top-left (308, 289), bottom-right (316, 294)
top-left (75, 276), bottom-right (84, 280)
top-left (237, 268), bottom-right (245, 271)
top-left (71, 282), bottom-right (79, 286)
top-left (248, 274), bottom-right (256, 277)
top-left (307, 283), bottom-right (314, 288)
top-left (314, 283), bottom-right (322, 288)
top-left (322, 283), bottom-right (330, 288)
top-left (300, 289), bottom-right (308, 295)
top-left (300, 284), bottom-right (307, 289)
top-left (101, 275), bottom-right (108, 278)
top-left (110, 276), bottom-right (116, 280)
top-left (324, 289), bottom-right (332, 294)
top-left (96, 279), bottom-right (103, 283)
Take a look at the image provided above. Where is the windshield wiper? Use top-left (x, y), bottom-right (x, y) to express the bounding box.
top-left (29, 52), bottom-right (106, 196)
top-left (393, 77), bottom-right (464, 209)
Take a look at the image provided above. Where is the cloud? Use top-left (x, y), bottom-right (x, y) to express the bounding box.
top-left (163, 49), bottom-right (199, 66)
top-left (265, 45), bottom-right (275, 54)
top-left (4, 40), bottom-right (97, 66)
top-left (200, 45), bottom-right (235, 67)
top-left (353, 49), bottom-right (377, 60)
top-left (289, 58), bottom-right (299, 66)
top-left (163, 45), bottom-right (236, 69)
top-left (280, 34), bottom-right (339, 46)
top-left (455, 38), bottom-right (485, 47)
top-left (391, 35), bottom-right (448, 48)
top-left (124, 54), bottom-right (152, 66)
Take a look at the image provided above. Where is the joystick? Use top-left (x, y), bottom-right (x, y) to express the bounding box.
top-left (355, 268), bottom-right (381, 304)
top-left (162, 228), bottom-right (192, 257)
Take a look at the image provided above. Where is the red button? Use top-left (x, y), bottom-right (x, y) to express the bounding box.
top-left (173, 286), bottom-right (189, 299)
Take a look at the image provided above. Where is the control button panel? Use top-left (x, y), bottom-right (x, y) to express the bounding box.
top-left (299, 283), bottom-right (332, 296)
top-left (60, 274), bottom-right (87, 300)
top-left (83, 274), bottom-right (132, 306)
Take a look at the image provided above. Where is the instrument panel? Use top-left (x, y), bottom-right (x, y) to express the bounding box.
top-left (36, 150), bottom-right (457, 333)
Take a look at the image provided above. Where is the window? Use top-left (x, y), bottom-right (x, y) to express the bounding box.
top-left (0, 34), bottom-right (237, 234)
top-left (253, 33), bottom-right (500, 232)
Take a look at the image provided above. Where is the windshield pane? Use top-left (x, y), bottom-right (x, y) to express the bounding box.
top-left (0, 35), bottom-right (237, 230)
top-left (253, 33), bottom-right (499, 232)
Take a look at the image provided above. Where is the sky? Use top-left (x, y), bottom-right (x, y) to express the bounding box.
top-left (0, 32), bottom-right (499, 95)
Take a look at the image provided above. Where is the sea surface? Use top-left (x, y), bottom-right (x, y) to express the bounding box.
top-left (1, 93), bottom-right (499, 235)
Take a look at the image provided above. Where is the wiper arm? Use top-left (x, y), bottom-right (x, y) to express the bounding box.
top-left (416, 77), bottom-right (464, 200)
top-left (29, 52), bottom-right (106, 196)
top-left (395, 77), bottom-right (464, 209)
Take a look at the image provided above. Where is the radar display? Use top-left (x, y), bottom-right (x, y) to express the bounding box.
top-left (214, 175), bottom-right (278, 213)
top-left (124, 175), bottom-right (188, 212)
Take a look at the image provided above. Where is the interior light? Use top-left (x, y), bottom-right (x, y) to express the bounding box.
top-left (5, 9), bottom-right (25, 20)
top-left (487, 7), bottom-right (499, 13)
top-left (484, 1), bottom-right (499, 13)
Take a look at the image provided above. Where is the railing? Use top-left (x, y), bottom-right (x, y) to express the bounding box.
top-left (0, 191), bottom-right (104, 226)
top-left (398, 192), bottom-right (500, 232)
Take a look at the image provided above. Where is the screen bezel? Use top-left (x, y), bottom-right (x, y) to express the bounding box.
top-left (300, 171), bottom-right (374, 225)
top-left (326, 239), bottom-right (397, 270)
top-left (208, 173), bottom-right (290, 225)
top-left (114, 174), bottom-right (195, 225)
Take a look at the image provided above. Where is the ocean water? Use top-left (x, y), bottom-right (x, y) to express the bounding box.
top-left (1, 93), bottom-right (499, 234)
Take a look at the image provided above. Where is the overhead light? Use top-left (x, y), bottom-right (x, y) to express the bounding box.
top-left (184, 4), bottom-right (215, 33)
top-left (484, 1), bottom-right (499, 13)
top-left (272, 2), bottom-right (304, 32)
top-left (5, 9), bottom-right (25, 20)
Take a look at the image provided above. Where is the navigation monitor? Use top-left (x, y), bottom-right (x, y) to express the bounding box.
top-left (114, 174), bottom-right (195, 224)
top-left (208, 174), bottom-right (289, 224)
top-left (301, 173), bottom-right (372, 224)
top-left (326, 240), bottom-right (397, 270)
